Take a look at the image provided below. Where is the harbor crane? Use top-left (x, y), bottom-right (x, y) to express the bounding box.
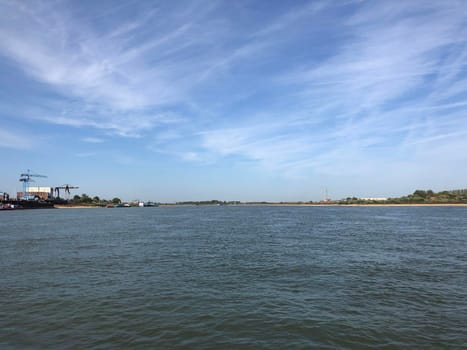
top-left (55, 184), bottom-right (79, 200)
top-left (19, 170), bottom-right (47, 200)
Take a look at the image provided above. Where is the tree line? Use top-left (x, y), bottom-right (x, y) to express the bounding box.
top-left (69, 188), bottom-right (467, 206)
top-left (340, 189), bottom-right (467, 204)
top-left (72, 194), bottom-right (122, 206)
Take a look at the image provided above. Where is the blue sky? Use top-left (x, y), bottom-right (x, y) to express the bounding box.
top-left (1, 0), bottom-right (466, 202)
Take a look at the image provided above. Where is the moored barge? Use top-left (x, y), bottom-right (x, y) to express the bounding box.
top-left (1, 199), bottom-right (55, 210)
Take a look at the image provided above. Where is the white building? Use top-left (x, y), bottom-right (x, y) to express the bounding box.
top-left (360, 197), bottom-right (388, 201)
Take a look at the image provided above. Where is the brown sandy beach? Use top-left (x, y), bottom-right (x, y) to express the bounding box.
top-left (54, 205), bottom-right (103, 209)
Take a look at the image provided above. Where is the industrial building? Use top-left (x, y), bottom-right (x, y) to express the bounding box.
top-left (17, 186), bottom-right (53, 200)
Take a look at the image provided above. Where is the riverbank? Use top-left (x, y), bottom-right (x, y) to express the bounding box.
top-left (52, 203), bottom-right (467, 208)
top-left (54, 205), bottom-right (102, 209)
top-left (345, 204), bottom-right (467, 207)
top-left (160, 203), bottom-right (467, 207)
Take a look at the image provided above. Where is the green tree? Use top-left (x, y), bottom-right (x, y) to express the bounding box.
top-left (112, 197), bottom-right (121, 204)
top-left (80, 194), bottom-right (92, 203)
top-left (413, 190), bottom-right (427, 199)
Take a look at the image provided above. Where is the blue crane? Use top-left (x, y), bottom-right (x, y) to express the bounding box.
top-left (19, 170), bottom-right (47, 200)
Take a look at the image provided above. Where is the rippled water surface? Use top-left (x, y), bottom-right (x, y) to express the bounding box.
top-left (1, 206), bottom-right (466, 349)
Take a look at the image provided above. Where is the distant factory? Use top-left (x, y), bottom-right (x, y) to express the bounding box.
top-left (16, 170), bottom-right (79, 201)
top-left (18, 186), bottom-right (52, 200)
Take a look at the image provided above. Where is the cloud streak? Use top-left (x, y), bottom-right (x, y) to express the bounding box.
top-left (193, 1), bottom-right (467, 179)
top-left (0, 0), bottom-right (221, 136)
top-left (1, 0), bottom-right (466, 188)
top-left (0, 128), bottom-right (34, 149)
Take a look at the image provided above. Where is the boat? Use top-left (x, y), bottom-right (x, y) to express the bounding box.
top-left (1, 199), bottom-right (55, 210)
top-left (1, 203), bottom-right (17, 210)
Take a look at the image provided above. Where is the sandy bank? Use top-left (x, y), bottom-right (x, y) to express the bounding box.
top-left (54, 205), bottom-right (103, 209)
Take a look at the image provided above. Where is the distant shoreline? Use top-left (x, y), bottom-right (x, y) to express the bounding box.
top-left (54, 203), bottom-right (467, 208)
top-left (219, 203), bottom-right (467, 207)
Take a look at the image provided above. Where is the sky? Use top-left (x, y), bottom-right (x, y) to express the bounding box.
top-left (1, 0), bottom-right (467, 202)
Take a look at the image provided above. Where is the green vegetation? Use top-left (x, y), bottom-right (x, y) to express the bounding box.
top-left (387, 189), bottom-right (467, 204)
top-left (339, 189), bottom-right (467, 204)
top-left (67, 189), bottom-right (467, 207)
top-left (71, 194), bottom-right (109, 206)
top-left (70, 194), bottom-right (140, 207)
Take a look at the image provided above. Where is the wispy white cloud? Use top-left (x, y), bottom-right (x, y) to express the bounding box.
top-left (179, 151), bottom-right (201, 162)
top-left (1, 0), bottom-right (466, 188)
top-left (0, 128), bottom-right (34, 149)
top-left (36, 110), bottom-right (185, 138)
top-left (190, 1), bottom-right (467, 181)
top-left (199, 122), bottom-right (324, 172)
top-left (82, 137), bottom-right (104, 143)
top-left (0, 0), bottom-right (219, 136)
top-left (250, 0), bottom-right (330, 39)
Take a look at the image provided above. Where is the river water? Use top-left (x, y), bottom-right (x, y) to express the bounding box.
top-left (1, 206), bottom-right (466, 349)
